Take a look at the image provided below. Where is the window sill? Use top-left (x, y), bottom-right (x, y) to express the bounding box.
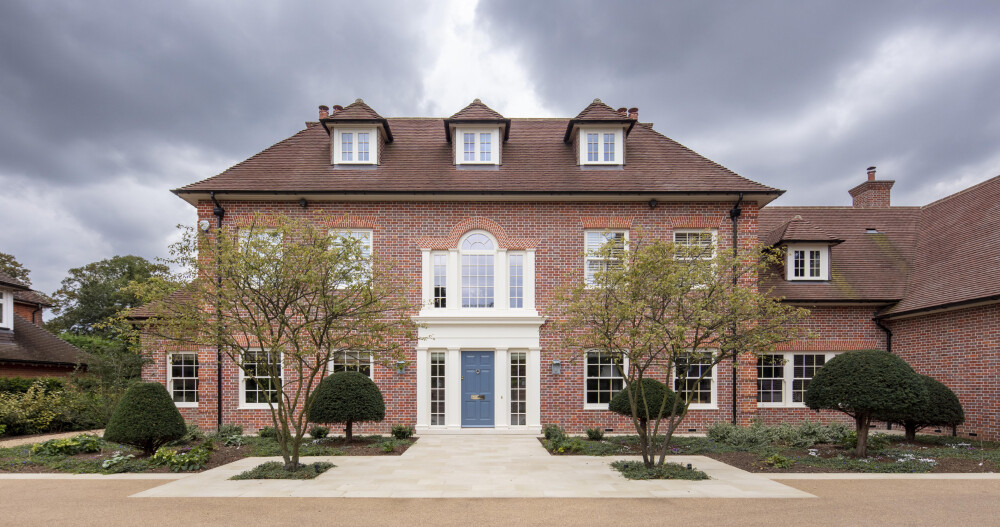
top-left (174, 402), bottom-right (198, 408)
top-left (685, 404), bottom-right (718, 411)
top-left (238, 403), bottom-right (274, 411)
top-left (583, 403), bottom-right (610, 411)
top-left (756, 403), bottom-right (808, 409)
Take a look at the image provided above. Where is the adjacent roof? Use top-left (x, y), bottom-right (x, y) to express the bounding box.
top-left (175, 115), bottom-right (781, 200)
top-left (449, 99), bottom-right (505, 121)
top-left (0, 271), bottom-right (30, 290)
top-left (761, 215), bottom-right (842, 246)
top-left (13, 289), bottom-right (53, 307)
top-left (0, 315), bottom-right (87, 367)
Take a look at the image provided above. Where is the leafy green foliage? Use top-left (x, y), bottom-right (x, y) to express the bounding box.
top-left (0, 382), bottom-right (106, 436)
top-left (309, 371), bottom-right (385, 441)
top-left (167, 424), bottom-right (206, 446)
top-left (308, 425), bottom-right (329, 439)
top-left (764, 454), bottom-right (795, 468)
top-left (543, 424), bottom-right (563, 440)
top-left (586, 427), bottom-right (605, 441)
top-left (608, 378), bottom-right (678, 432)
top-left (806, 350), bottom-right (928, 456)
top-left (230, 461), bottom-right (335, 480)
top-left (30, 434), bottom-right (101, 456)
top-left (391, 424), bottom-right (413, 439)
top-left (103, 383), bottom-right (186, 455)
top-left (840, 431), bottom-right (891, 453)
top-left (611, 460), bottom-right (708, 480)
top-left (0, 252), bottom-right (33, 286)
top-left (540, 425), bottom-right (585, 453)
top-left (151, 441), bottom-right (213, 471)
top-left (0, 377), bottom-right (64, 394)
top-left (878, 374), bottom-right (965, 440)
top-left (258, 426), bottom-right (277, 438)
top-left (707, 421), bottom-right (850, 449)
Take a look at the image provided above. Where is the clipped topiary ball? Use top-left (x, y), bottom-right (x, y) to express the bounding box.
top-left (308, 371), bottom-right (385, 441)
top-left (608, 378), bottom-right (678, 429)
top-left (104, 382), bottom-right (187, 455)
top-left (879, 374), bottom-right (965, 441)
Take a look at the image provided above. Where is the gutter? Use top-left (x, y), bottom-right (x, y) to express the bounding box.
top-left (729, 192), bottom-right (743, 425)
top-left (873, 312), bottom-right (893, 353)
top-left (211, 192), bottom-right (225, 429)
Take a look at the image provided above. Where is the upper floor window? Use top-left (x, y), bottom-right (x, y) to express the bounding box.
top-left (674, 229), bottom-right (717, 260)
top-left (579, 127), bottom-right (624, 166)
top-left (456, 128), bottom-right (500, 165)
top-left (330, 350), bottom-right (372, 378)
top-left (585, 230), bottom-right (627, 285)
top-left (461, 232), bottom-right (495, 308)
top-left (509, 254), bottom-right (524, 309)
top-left (0, 290), bottom-right (8, 330)
top-left (786, 244), bottom-right (829, 281)
top-left (333, 127), bottom-right (378, 165)
top-left (433, 254), bottom-right (447, 308)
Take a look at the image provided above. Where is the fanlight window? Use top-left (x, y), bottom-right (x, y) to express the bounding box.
top-left (462, 233), bottom-right (494, 250)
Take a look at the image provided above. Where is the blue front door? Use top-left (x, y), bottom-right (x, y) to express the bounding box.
top-left (461, 351), bottom-right (494, 427)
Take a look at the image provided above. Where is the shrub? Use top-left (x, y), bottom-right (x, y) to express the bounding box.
top-left (258, 426), bottom-right (277, 438)
top-left (586, 427), bottom-right (605, 441)
top-left (0, 377), bottom-right (64, 394)
top-left (30, 434), bottom-right (101, 456)
top-left (0, 424), bottom-right (5, 437)
top-left (707, 421), bottom-right (852, 449)
top-left (764, 454), bottom-right (795, 469)
top-left (168, 424), bottom-right (206, 446)
top-left (878, 374), bottom-right (965, 441)
top-left (231, 461), bottom-right (334, 480)
top-left (608, 378), bottom-right (678, 433)
top-left (391, 424), bottom-right (413, 439)
top-left (542, 424), bottom-right (564, 440)
top-left (308, 372), bottom-right (385, 442)
top-left (151, 441), bottom-right (214, 471)
top-left (610, 460), bottom-right (708, 480)
top-left (103, 383), bottom-right (187, 455)
top-left (840, 431), bottom-right (891, 453)
top-left (805, 350), bottom-right (927, 457)
top-left (101, 452), bottom-right (136, 471)
top-left (550, 437), bottom-right (585, 454)
top-left (309, 425), bottom-right (329, 439)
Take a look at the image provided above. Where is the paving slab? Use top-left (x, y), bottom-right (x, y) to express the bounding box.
top-left (131, 435), bottom-right (813, 499)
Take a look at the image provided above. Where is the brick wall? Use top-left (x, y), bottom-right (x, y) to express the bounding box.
top-left (14, 303), bottom-right (43, 325)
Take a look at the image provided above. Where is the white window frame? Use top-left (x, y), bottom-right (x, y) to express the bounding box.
top-left (167, 352), bottom-right (199, 408)
top-left (671, 351), bottom-right (718, 410)
top-left (673, 229), bottom-right (718, 260)
top-left (583, 350), bottom-right (628, 410)
top-left (332, 126), bottom-right (379, 165)
top-left (0, 289), bottom-right (11, 330)
top-left (756, 352), bottom-right (838, 408)
top-left (328, 350), bottom-right (373, 378)
top-left (786, 244), bottom-right (830, 281)
top-left (584, 229), bottom-right (628, 286)
top-left (431, 251), bottom-right (448, 308)
top-left (578, 126), bottom-right (624, 166)
top-left (330, 228), bottom-right (372, 287)
top-left (508, 252), bottom-right (525, 309)
top-left (239, 349), bottom-right (283, 410)
top-left (455, 127), bottom-right (501, 165)
top-left (460, 230), bottom-right (497, 308)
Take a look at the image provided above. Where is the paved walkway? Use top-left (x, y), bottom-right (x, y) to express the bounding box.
top-left (0, 429), bottom-right (104, 448)
top-left (132, 435), bottom-right (812, 498)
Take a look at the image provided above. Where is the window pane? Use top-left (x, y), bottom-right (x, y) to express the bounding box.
top-left (675, 353), bottom-right (713, 404)
top-left (331, 351), bottom-right (373, 378)
top-left (243, 350), bottom-right (281, 404)
top-left (756, 355), bottom-right (783, 403)
top-left (357, 132), bottom-right (370, 162)
top-left (433, 253), bottom-right (447, 308)
top-left (603, 133), bottom-right (615, 162)
top-left (587, 133), bottom-right (599, 162)
top-left (462, 254), bottom-right (494, 308)
top-left (461, 233), bottom-right (494, 250)
top-left (169, 353), bottom-right (198, 404)
top-left (809, 250), bottom-right (821, 277)
top-left (585, 351), bottom-right (624, 405)
top-left (509, 254), bottom-right (523, 308)
top-left (792, 354), bottom-right (826, 402)
top-left (510, 352), bottom-right (526, 425)
top-left (431, 352), bottom-right (446, 425)
top-left (463, 133), bottom-right (475, 161)
top-left (793, 250), bottom-right (805, 277)
top-left (341, 132), bottom-right (353, 161)
top-left (480, 133), bottom-right (491, 162)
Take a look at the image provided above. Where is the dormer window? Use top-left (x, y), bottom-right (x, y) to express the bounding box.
top-left (455, 128), bottom-right (500, 165)
top-left (578, 127), bottom-right (624, 166)
top-left (333, 127), bottom-right (378, 165)
top-left (786, 245), bottom-right (829, 281)
top-left (0, 290), bottom-right (9, 330)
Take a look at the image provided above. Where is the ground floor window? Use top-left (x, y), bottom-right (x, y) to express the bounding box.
top-left (430, 352), bottom-right (446, 425)
top-left (757, 352), bottom-right (835, 407)
top-left (673, 352), bottom-right (715, 407)
top-left (241, 350), bottom-right (281, 407)
top-left (330, 350), bottom-right (372, 377)
top-left (167, 352), bottom-right (198, 406)
top-left (585, 351), bottom-right (624, 407)
top-left (510, 352), bottom-right (526, 425)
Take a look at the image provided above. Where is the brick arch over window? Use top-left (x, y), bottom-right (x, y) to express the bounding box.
top-left (416, 217), bottom-right (540, 250)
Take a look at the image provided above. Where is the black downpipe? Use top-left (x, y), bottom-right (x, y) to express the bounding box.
top-left (874, 313), bottom-right (893, 353)
top-left (211, 192), bottom-right (225, 430)
top-left (729, 192), bottom-right (743, 425)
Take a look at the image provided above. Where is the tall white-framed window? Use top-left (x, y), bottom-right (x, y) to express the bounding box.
top-left (672, 352), bottom-right (717, 409)
top-left (330, 228), bottom-right (372, 284)
top-left (584, 350), bottom-right (625, 409)
top-left (757, 352), bottom-right (838, 407)
top-left (578, 127), bottom-right (624, 166)
top-left (510, 352), bottom-right (527, 425)
top-left (430, 352), bottom-right (446, 425)
top-left (167, 352), bottom-right (199, 407)
top-left (584, 230), bottom-right (628, 285)
top-left (240, 349), bottom-right (282, 409)
top-left (332, 127), bottom-right (378, 165)
top-left (674, 229), bottom-right (717, 260)
top-left (461, 231), bottom-right (496, 308)
top-left (786, 245), bottom-right (829, 281)
top-left (509, 253), bottom-right (524, 308)
top-left (0, 290), bottom-right (10, 330)
top-left (329, 350), bottom-right (373, 378)
top-left (432, 253), bottom-right (448, 308)
top-left (455, 128), bottom-right (500, 165)
top-left (239, 228), bottom-right (283, 289)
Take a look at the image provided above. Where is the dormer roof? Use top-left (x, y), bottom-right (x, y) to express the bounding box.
top-left (762, 215), bottom-right (843, 246)
top-left (564, 98), bottom-right (635, 142)
top-left (320, 99), bottom-right (393, 142)
top-left (0, 271), bottom-right (30, 290)
top-left (444, 99), bottom-right (511, 142)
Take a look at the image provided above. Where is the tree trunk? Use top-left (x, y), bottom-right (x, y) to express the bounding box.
top-left (904, 422), bottom-right (917, 442)
top-left (639, 418), bottom-right (653, 468)
top-left (346, 420), bottom-right (353, 443)
top-left (855, 414), bottom-right (870, 457)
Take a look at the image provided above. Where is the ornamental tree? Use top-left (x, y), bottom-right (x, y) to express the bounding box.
top-left (104, 382), bottom-right (186, 455)
top-left (309, 371), bottom-right (386, 442)
top-left (878, 374), bottom-right (964, 442)
top-left (139, 214), bottom-right (416, 470)
top-left (556, 231), bottom-right (808, 468)
top-left (805, 349), bottom-right (928, 456)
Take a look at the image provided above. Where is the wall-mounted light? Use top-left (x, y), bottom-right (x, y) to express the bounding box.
top-left (299, 198), bottom-right (308, 208)
top-left (551, 360), bottom-right (561, 375)
top-left (396, 360), bottom-right (406, 374)
top-left (198, 219), bottom-right (211, 232)
top-left (648, 198), bottom-right (658, 209)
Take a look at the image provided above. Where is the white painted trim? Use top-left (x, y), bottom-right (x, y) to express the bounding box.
top-left (166, 351), bottom-right (199, 408)
top-left (454, 127), bottom-right (501, 165)
top-left (0, 289), bottom-right (12, 330)
top-left (332, 126), bottom-right (378, 165)
top-left (577, 125), bottom-right (625, 166)
top-left (785, 244), bottom-right (830, 281)
top-left (416, 347), bottom-right (429, 428)
top-left (494, 347), bottom-right (508, 427)
top-left (755, 351), bottom-right (839, 408)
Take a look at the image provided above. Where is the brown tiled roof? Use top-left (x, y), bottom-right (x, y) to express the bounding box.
top-left (886, 175), bottom-right (1000, 315)
top-left (13, 289), bottom-right (52, 307)
top-left (0, 271), bottom-right (29, 290)
top-left (0, 315), bottom-right (87, 367)
top-left (761, 215), bottom-right (842, 246)
top-left (176, 119), bottom-right (780, 198)
top-left (326, 99), bottom-right (384, 120)
top-left (759, 207), bottom-right (920, 302)
top-left (127, 285), bottom-right (195, 319)
top-left (449, 99), bottom-right (505, 120)
top-left (573, 99), bottom-right (631, 121)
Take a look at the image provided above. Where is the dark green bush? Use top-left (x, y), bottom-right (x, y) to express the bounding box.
top-left (258, 426), bottom-right (277, 438)
top-left (103, 383), bottom-right (187, 455)
top-left (586, 427), bottom-right (605, 441)
top-left (805, 350), bottom-right (927, 456)
top-left (309, 425), bottom-right (329, 439)
top-left (542, 424), bottom-right (563, 440)
top-left (230, 461), bottom-right (334, 480)
top-left (391, 424), bottom-right (413, 439)
top-left (610, 460), bottom-right (708, 480)
top-left (878, 374), bottom-right (965, 441)
top-left (308, 371), bottom-right (385, 442)
top-left (608, 378), bottom-right (678, 433)
top-left (0, 377), bottom-right (64, 394)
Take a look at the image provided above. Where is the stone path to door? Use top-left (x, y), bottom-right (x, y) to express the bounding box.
top-left (132, 435), bottom-right (813, 499)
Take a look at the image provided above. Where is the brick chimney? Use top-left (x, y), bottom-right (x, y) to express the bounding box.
top-left (848, 166), bottom-right (894, 208)
top-left (617, 107), bottom-right (628, 117)
top-left (628, 107), bottom-right (639, 120)
top-left (318, 105), bottom-right (329, 119)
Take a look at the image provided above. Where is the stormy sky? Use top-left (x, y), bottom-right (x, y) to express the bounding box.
top-left (1, 0), bottom-right (998, 296)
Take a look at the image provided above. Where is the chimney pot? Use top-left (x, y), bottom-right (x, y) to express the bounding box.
top-left (628, 107), bottom-right (639, 120)
top-left (867, 166), bottom-right (876, 181)
top-left (318, 105), bottom-right (329, 119)
top-left (332, 105), bottom-right (344, 113)
top-left (617, 107), bottom-right (628, 116)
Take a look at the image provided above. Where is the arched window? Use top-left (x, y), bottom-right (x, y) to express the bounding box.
top-left (460, 231), bottom-right (496, 308)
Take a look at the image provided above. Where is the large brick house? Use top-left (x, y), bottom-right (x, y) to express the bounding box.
top-left (138, 98), bottom-right (999, 440)
top-left (0, 271), bottom-right (86, 377)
